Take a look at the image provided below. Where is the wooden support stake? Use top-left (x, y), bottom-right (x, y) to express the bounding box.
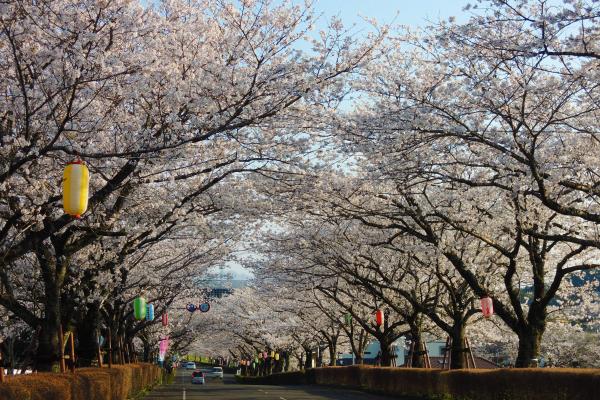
top-left (118, 337), bottom-right (125, 365)
top-left (0, 350), bottom-right (5, 383)
top-left (69, 332), bottom-right (76, 373)
top-left (121, 337), bottom-right (129, 364)
top-left (466, 337), bottom-right (477, 369)
top-left (441, 337), bottom-right (450, 369)
top-left (107, 328), bottom-right (113, 368)
top-left (422, 341), bottom-right (431, 368)
top-left (406, 342), bottom-right (414, 368)
top-left (59, 325), bottom-right (66, 373)
top-left (96, 330), bottom-right (103, 368)
top-left (128, 343), bottom-right (134, 363)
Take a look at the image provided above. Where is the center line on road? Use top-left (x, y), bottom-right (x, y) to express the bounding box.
top-left (280, 397), bottom-right (287, 400)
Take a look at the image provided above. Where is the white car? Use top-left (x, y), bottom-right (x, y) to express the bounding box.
top-left (191, 370), bottom-right (205, 384)
top-left (202, 366), bottom-right (223, 379)
top-left (184, 362), bottom-right (196, 370)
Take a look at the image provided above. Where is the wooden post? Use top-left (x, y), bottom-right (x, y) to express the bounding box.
top-left (124, 337), bottom-right (130, 364)
top-left (441, 337), bottom-right (451, 370)
top-left (69, 332), bottom-right (76, 373)
top-left (466, 338), bottom-right (477, 369)
top-left (118, 336), bottom-right (124, 364)
top-left (422, 341), bottom-right (431, 368)
top-left (59, 325), bottom-right (66, 373)
top-left (97, 330), bottom-right (103, 368)
top-left (0, 350), bottom-right (5, 383)
top-left (120, 337), bottom-right (127, 364)
top-left (107, 328), bottom-right (113, 368)
top-left (406, 342), bottom-right (414, 368)
top-left (130, 343), bottom-right (137, 363)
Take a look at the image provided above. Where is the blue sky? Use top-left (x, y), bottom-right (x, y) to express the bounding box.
top-left (308, 0), bottom-right (469, 29)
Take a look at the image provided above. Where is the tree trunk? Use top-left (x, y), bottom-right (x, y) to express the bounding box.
top-left (515, 327), bottom-right (544, 367)
top-left (410, 327), bottom-right (424, 368)
top-left (36, 284), bottom-right (61, 371)
top-left (328, 343), bottom-right (337, 366)
top-left (450, 323), bottom-right (466, 369)
top-left (75, 307), bottom-right (102, 367)
top-left (304, 349), bottom-right (313, 369)
top-left (378, 336), bottom-right (393, 367)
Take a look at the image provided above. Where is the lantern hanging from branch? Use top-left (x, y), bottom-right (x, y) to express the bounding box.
top-left (146, 304), bottom-right (155, 321)
top-left (270, 351), bottom-right (275, 358)
top-left (375, 309), bottom-right (384, 327)
top-left (275, 353), bottom-right (280, 361)
top-left (133, 297), bottom-right (147, 320)
top-left (263, 351), bottom-right (268, 359)
top-left (480, 297), bottom-right (494, 317)
top-left (258, 353), bottom-right (262, 359)
top-left (162, 313), bottom-right (168, 327)
top-left (63, 160), bottom-right (90, 218)
top-left (186, 304), bottom-right (196, 313)
top-left (199, 303), bottom-right (210, 313)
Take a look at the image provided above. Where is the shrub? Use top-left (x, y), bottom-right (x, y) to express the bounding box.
top-left (0, 363), bottom-right (162, 400)
top-left (333, 366), bottom-right (600, 400)
top-left (238, 365), bottom-right (600, 400)
top-left (235, 370), bottom-right (309, 385)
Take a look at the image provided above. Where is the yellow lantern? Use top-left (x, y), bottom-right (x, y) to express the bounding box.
top-left (63, 160), bottom-right (89, 218)
top-left (275, 353), bottom-right (280, 361)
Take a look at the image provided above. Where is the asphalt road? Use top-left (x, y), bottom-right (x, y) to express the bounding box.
top-left (142, 369), bottom-right (392, 400)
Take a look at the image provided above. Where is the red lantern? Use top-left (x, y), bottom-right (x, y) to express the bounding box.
top-left (375, 309), bottom-right (384, 327)
top-left (480, 297), bottom-right (494, 317)
top-left (162, 313), bottom-right (168, 327)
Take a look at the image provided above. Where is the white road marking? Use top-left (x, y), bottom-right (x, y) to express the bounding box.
top-left (280, 397), bottom-right (288, 400)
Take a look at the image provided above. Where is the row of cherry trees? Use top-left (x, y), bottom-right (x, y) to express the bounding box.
top-left (198, 0), bottom-right (600, 369)
top-left (0, 0), bottom-right (380, 371)
top-left (2, 0), bottom-right (599, 373)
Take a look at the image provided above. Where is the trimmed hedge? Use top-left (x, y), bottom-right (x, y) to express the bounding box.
top-left (237, 365), bottom-right (600, 400)
top-left (235, 370), bottom-right (314, 385)
top-left (314, 365), bottom-right (600, 400)
top-left (0, 363), bottom-right (163, 400)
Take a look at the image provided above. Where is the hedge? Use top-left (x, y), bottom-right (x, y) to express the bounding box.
top-left (237, 365), bottom-right (600, 400)
top-left (235, 370), bottom-right (314, 385)
top-left (318, 366), bottom-right (600, 400)
top-left (0, 363), bottom-right (163, 400)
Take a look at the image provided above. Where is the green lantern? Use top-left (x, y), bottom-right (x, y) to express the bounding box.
top-left (344, 313), bottom-right (352, 325)
top-left (133, 297), bottom-right (147, 320)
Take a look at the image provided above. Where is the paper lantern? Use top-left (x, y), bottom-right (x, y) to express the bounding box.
top-left (270, 351), bottom-right (275, 358)
top-left (480, 297), bottom-right (494, 317)
top-left (133, 297), bottom-right (147, 320)
top-left (146, 304), bottom-right (155, 321)
top-left (275, 353), bottom-right (280, 361)
top-left (159, 337), bottom-right (169, 362)
top-left (162, 313), bottom-right (168, 326)
top-left (199, 302), bottom-right (210, 313)
top-left (63, 160), bottom-right (90, 218)
top-left (258, 353), bottom-right (262, 359)
top-left (375, 309), bottom-right (384, 327)
top-left (263, 351), bottom-right (268, 359)
top-left (186, 304), bottom-right (196, 313)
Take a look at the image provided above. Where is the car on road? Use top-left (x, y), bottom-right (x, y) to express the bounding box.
top-left (202, 366), bottom-right (223, 379)
top-left (191, 370), bottom-right (205, 384)
top-left (184, 362), bottom-right (196, 370)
